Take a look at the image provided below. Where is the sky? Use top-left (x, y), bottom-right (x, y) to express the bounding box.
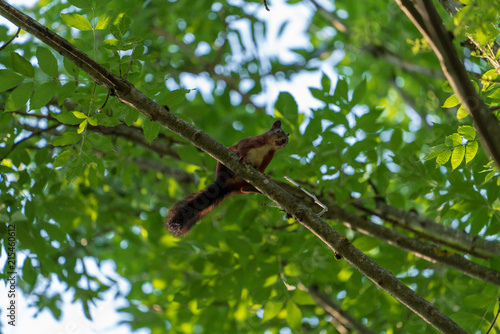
top-left (0, 0), bottom-right (333, 333)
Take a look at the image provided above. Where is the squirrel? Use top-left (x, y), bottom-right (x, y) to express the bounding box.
top-left (166, 120), bottom-right (289, 237)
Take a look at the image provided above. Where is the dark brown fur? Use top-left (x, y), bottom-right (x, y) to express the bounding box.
top-left (166, 120), bottom-right (289, 237)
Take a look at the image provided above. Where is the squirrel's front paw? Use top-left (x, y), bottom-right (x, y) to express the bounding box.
top-left (239, 156), bottom-right (252, 165)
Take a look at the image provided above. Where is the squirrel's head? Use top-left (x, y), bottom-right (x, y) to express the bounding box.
top-left (269, 120), bottom-right (289, 149)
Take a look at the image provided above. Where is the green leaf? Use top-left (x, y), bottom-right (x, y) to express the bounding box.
top-left (484, 171), bottom-right (496, 184)
top-left (66, 160), bottom-right (85, 181)
top-left (274, 92), bottom-right (298, 122)
top-left (465, 141), bottom-right (478, 164)
top-left (481, 69), bottom-right (498, 88)
top-left (53, 111), bottom-right (82, 125)
top-left (87, 133), bottom-right (115, 151)
top-left (143, 117), bottom-right (160, 143)
top-left (177, 145), bottom-right (202, 166)
top-left (36, 47), bottom-right (59, 77)
top-left (77, 119), bottom-right (88, 134)
top-left (80, 141), bottom-right (98, 164)
top-left (350, 78), bottom-right (367, 106)
top-left (92, 114), bottom-right (121, 127)
top-left (96, 12), bottom-right (112, 30)
top-left (457, 106), bottom-right (468, 119)
top-left (442, 81), bottom-right (453, 93)
top-left (442, 94), bottom-right (460, 108)
top-left (11, 211), bottom-right (27, 223)
top-left (61, 13), bottom-right (93, 31)
top-left (52, 132), bottom-right (81, 146)
top-left (112, 13), bottom-right (131, 38)
top-left (0, 214), bottom-right (9, 223)
top-left (87, 116), bottom-right (98, 126)
top-left (0, 69), bottom-right (24, 92)
top-left (31, 82), bottom-right (59, 109)
top-left (156, 88), bottom-right (190, 109)
top-left (11, 52), bottom-right (34, 77)
top-left (457, 125), bottom-right (476, 140)
top-left (67, 0), bottom-right (92, 8)
top-left (5, 82), bottom-right (34, 111)
top-left (286, 301), bottom-right (302, 330)
top-left (451, 145), bottom-right (465, 170)
top-left (262, 300), bottom-right (283, 322)
top-left (53, 150), bottom-right (74, 168)
top-left (333, 76), bottom-right (348, 105)
top-left (423, 149), bottom-right (445, 161)
top-left (122, 107), bottom-right (138, 126)
top-left (320, 72), bottom-right (331, 94)
top-left (488, 89), bottom-right (500, 100)
top-left (101, 38), bottom-right (120, 50)
top-left (446, 133), bottom-right (462, 147)
top-left (58, 82), bottom-right (77, 104)
top-left (436, 150), bottom-right (451, 165)
top-left (73, 111), bottom-right (88, 119)
top-left (63, 58), bottom-right (80, 77)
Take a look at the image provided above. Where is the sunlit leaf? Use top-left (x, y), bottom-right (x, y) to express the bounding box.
top-left (451, 145), bottom-right (465, 170)
top-left (458, 126), bottom-right (476, 140)
top-left (61, 13), bottom-right (93, 31)
top-left (442, 94), bottom-right (460, 108)
top-left (465, 141), bottom-right (478, 164)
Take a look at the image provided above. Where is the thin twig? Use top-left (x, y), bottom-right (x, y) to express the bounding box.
top-left (263, 0), bottom-right (270, 11)
top-left (0, 26), bottom-right (20, 51)
top-left (486, 296), bottom-right (500, 334)
top-left (124, 45), bottom-right (136, 80)
top-left (97, 91), bottom-right (110, 113)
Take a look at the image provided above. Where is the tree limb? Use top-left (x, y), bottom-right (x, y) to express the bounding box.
top-left (310, 0), bottom-right (446, 80)
top-left (10, 109), bottom-right (182, 160)
top-left (298, 283), bottom-right (375, 334)
top-left (0, 3), bottom-right (467, 332)
top-left (395, 0), bottom-right (500, 168)
top-left (278, 182), bottom-right (500, 286)
top-left (359, 199), bottom-right (500, 258)
top-left (438, 0), bottom-right (500, 74)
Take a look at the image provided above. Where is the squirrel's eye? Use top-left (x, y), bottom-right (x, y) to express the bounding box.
top-left (275, 129), bottom-right (282, 134)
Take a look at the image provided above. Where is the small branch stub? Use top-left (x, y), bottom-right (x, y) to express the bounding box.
top-left (284, 176), bottom-right (328, 216)
top-left (263, 0), bottom-right (270, 11)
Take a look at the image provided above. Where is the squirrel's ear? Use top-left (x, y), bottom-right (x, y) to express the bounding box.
top-left (272, 120), bottom-right (281, 128)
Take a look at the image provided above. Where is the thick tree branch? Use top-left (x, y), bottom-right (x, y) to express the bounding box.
top-left (310, 0), bottom-right (446, 80)
top-left (362, 199), bottom-right (500, 258)
top-left (395, 0), bottom-right (500, 168)
top-left (438, 0), bottom-right (500, 74)
top-left (0, 3), bottom-right (467, 332)
top-left (279, 182), bottom-right (500, 286)
top-left (329, 203), bottom-right (500, 286)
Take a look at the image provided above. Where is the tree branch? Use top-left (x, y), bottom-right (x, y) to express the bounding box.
top-left (278, 182), bottom-right (500, 286)
top-left (395, 0), bottom-right (500, 168)
top-left (438, 0), bottom-right (500, 74)
top-left (0, 3), bottom-right (467, 332)
top-left (360, 199), bottom-right (500, 258)
top-left (11, 109), bottom-right (182, 160)
top-left (310, 0), bottom-right (446, 80)
top-left (298, 283), bottom-right (375, 334)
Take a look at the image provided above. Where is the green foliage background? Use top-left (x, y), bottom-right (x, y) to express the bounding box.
top-left (1, 0), bottom-right (500, 332)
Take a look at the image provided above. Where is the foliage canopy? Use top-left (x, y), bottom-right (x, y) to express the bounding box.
top-left (1, 0), bottom-right (500, 333)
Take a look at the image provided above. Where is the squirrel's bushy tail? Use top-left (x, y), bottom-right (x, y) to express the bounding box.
top-left (166, 180), bottom-right (231, 237)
